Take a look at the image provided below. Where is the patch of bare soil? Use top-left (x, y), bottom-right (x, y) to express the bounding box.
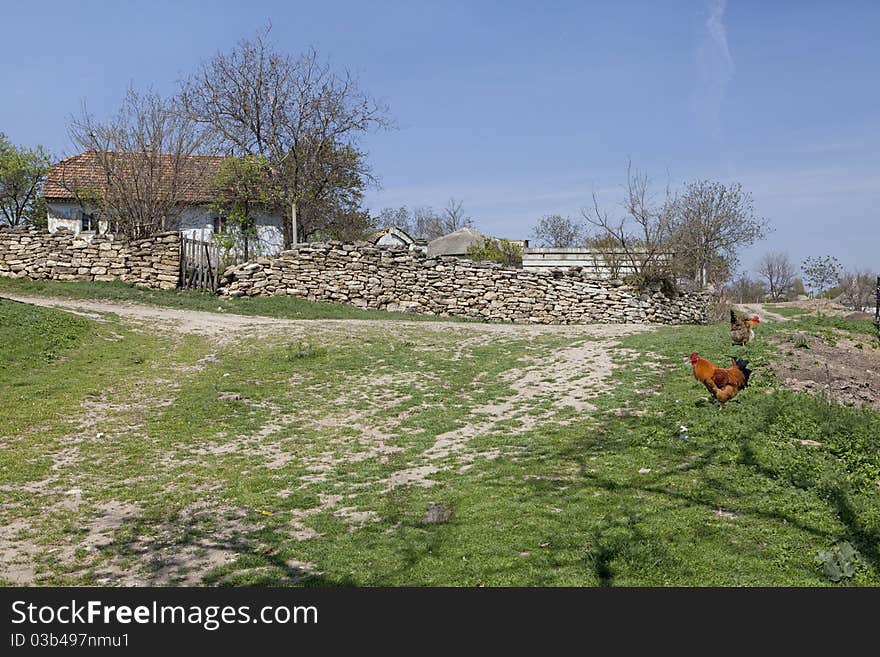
top-left (0, 518), bottom-right (40, 584)
top-left (385, 329), bottom-right (652, 489)
top-left (11, 501), bottom-right (315, 586)
top-left (735, 303), bottom-right (788, 323)
top-left (98, 503), bottom-right (308, 586)
top-left (771, 331), bottom-right (880, 408)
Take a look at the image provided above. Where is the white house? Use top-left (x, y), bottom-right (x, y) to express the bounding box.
top-left (367, 226), bottom-right (427, 252)
top-left (43, 151), bottom-right (285, 255)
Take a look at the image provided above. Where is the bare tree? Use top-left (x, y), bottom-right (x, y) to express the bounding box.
top-left (180, 27), bottom-right (391, 247)
top-left (440, 197), bottom-right (473, 233)
top-left (839, 269), bottom-right (877, 311)
top-left (727, 272), bottom-right (769, 304)
top-left (756, 252), bottom-right (796, 301)
top-left (373, 204), bottom-right (468, 240)
top-left (65, 88), bottom-right (208, 237)
top-left (585, 234), bottom-right (626, 279)
top-left (375, 206), bottom-right (410, 230)
top-left (375, 205), bottom-right (433, 240)
top-left (670, 180), bottom-right (769, 287)
top-left (531, 214), bottom-right (584, 247)
top-left (583, 161), bottom-right (675, 279)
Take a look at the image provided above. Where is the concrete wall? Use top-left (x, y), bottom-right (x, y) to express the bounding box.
top-left (522, 247), bottom-right (674, 279)
top-left (0, 227), bottom-right (180, 289)
top-left (219, 242), bottom-right (708, 325)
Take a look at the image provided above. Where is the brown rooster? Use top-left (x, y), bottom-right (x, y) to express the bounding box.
top-left (730, 309), bottom-right (761, 345)
top-left (690, 352), bottom-right (752, 408)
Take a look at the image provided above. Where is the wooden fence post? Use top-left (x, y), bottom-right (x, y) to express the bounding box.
top-left (178, 233), bottom-right (240, 292)
top-left (874, 275), bottom-right (879, 334)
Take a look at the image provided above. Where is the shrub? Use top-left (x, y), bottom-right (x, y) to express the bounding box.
top-left (465, 238), bottom-right (523, 267)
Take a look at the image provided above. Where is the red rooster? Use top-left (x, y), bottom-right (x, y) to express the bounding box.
top-left (690, 352), bottom-right (752, 408)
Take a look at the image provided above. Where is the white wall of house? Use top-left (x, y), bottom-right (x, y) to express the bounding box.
top-left (47, 202), bottom-right (284, 255)
top-left (177, 208), bottom-right (284, 256)
top-left (374, 227), bottom-right (419, 249)
top-left (376, 232), bottom-right (409, 247)
top-left (47, 202), bottom-right (108, 237)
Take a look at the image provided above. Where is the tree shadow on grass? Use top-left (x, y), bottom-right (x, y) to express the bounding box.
top-left (91, 509), bottom-right (357, 587)
top-left (738, 439), bottom-right (880, 574)
top-left (514, 427), bottom-right (852, 584)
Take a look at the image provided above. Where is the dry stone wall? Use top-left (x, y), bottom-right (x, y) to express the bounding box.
top-left (0, 228), bottom-right (180, 289)
top-left (220, 243), bottom-right (709, 324)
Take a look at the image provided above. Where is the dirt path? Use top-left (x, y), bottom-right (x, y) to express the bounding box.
top-left (734, 303), bottom-right (788, 323)
top-left (2, 292), bottom-right (657, 585)
top-left (1, 293), bottom-right (308, 342)
top-left (1, 293), bottom-right (656, 340)
top-left (4, 293), bottom-right (656, 490)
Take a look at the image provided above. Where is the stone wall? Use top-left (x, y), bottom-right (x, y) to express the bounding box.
top-left (0, 228), bottom-right (180, 289)
top-left (220, 243), bottom-right (709, 324)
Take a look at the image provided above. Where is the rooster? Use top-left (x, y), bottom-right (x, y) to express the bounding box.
top-left (690, 352), bottom-right (752, 408)
top-left (730, 309), bottom-right (761, 346)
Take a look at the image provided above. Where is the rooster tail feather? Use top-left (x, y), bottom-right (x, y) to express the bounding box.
top-left (733, 358), bottom-right (752, 387)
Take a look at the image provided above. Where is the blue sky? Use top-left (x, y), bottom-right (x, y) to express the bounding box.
top-left (2, 0), bottom-right (878, 272)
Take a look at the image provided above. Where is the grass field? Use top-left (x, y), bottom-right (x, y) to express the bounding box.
top-left (1, 281), bottom-right (878, 586)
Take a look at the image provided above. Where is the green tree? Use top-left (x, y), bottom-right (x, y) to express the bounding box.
top-left (314, 206), bottom-right (377, 243)
top-left (0, 134), bottom-right (51, 227)
top-left (802, 255), bottom-right (842, 298)
top-left (291, 143), bottom-right (376, 242)
top-left (670, 180), bottom-right (769, 288)
top-left (210, 155), bottom-right (274, 260)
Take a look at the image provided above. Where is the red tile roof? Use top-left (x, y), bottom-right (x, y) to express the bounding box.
top-left (44, 151), bottom-right (226, 203)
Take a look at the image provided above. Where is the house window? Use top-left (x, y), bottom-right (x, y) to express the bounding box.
top-left (212, 216), bottom-right (228, 233)
top-left (80, 212), bottom-right (96, 232)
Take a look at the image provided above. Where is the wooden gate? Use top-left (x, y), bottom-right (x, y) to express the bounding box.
top-left (179, 235), bottom-right (224, 292)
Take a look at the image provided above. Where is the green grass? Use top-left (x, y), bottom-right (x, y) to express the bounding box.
top-left (764, 303), bottom-right (879, 337)
top-left (763, 304), bottom-right (811, 319)
top-left (2, 294), bottom-right (879, 586)
top-left (602, 322), bottom-right (880, 583)
top-left (785, 314), bottom-right (878, 338)
top-left (0, 277), bottom-right (470, 322)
